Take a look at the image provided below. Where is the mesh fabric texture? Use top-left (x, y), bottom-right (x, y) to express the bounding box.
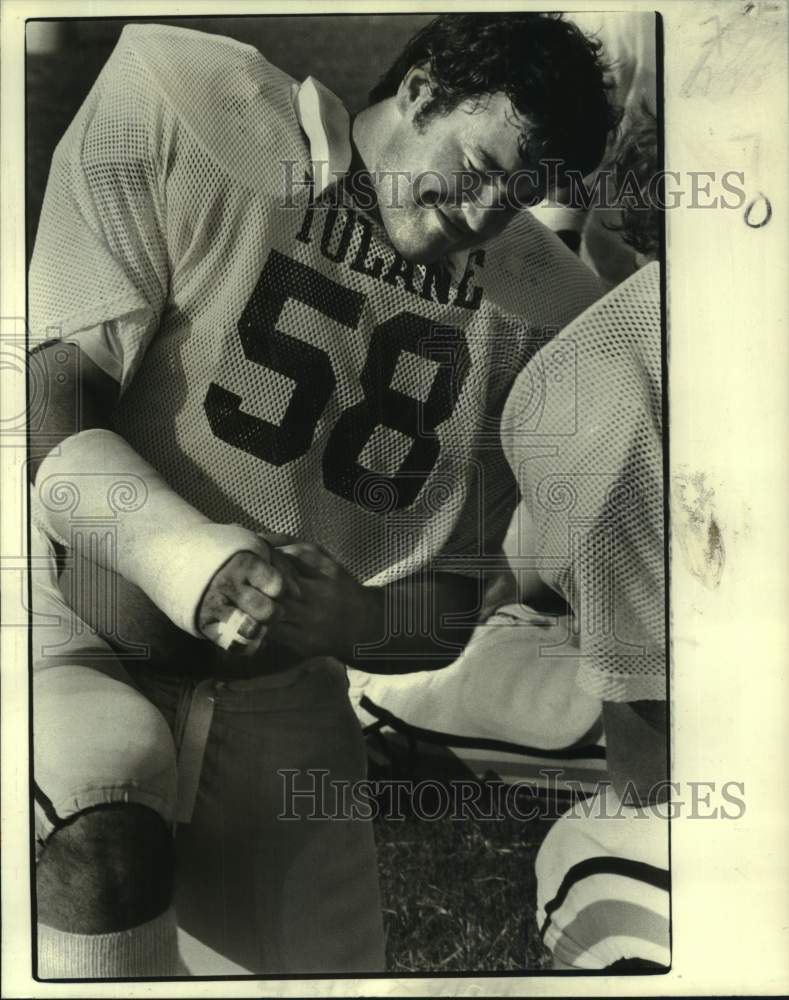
top-left (501, 262), bottom-right (665, 701)
top-left (30, 24), bottom-right (603, 588)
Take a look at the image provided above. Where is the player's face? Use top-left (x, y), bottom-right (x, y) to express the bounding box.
top-left (371, 73), bottom-right (538, 264)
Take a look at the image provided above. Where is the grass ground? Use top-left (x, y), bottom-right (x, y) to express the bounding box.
top-left (370, 771), bottom-right (555, 973)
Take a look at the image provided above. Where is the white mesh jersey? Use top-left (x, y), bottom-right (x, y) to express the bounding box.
top-left (501, 262), bottom-right (665, 701)
top-left (30, 24), bottom-right (603, 586)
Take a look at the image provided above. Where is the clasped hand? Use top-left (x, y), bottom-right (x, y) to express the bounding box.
top-left (197, 539), bottom-right (381, 666)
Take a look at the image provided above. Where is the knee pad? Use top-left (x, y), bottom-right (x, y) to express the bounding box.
top-left (34, 663), bottom-right (178, 846)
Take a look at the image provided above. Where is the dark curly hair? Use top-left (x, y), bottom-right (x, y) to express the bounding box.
top-left (608, 104), bottom-right (661, 260)
top-left (370, 13), bottom-right (622, 181)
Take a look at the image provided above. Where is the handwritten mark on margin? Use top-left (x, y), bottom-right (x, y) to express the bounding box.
top-left (744, 192), bottom-right (772, 228)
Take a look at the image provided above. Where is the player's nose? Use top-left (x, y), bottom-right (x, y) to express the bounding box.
top-left (459, 185), bottom-right (506, 235)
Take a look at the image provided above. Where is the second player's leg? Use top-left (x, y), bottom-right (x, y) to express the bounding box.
top-left (535, 784), bottom-right (670, 970)
top-left (166, 660), bottom-right (386, 974)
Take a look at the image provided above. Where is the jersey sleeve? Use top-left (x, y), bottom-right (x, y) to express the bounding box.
top-left (568, 404), bottom-right (666, 704)
top-left (502, 263), bottom-right (666, 703)
top-left (29, 27), bottom-right (171, 392)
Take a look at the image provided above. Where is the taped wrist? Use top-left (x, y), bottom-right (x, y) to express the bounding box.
top-left (34, 429), bottom-right (268, 636)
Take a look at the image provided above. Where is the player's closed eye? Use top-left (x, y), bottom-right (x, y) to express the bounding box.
top-left (463, 160), bottom-right (505, 195)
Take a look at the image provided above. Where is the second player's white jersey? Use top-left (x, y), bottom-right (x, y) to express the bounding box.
top-left (501, 262), bottom-right (665, 701)
top-left (30, 24), bottom-right (603, 585)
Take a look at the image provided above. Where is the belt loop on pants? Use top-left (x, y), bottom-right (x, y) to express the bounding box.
top-left (175, 678), bottom-right (218, 824)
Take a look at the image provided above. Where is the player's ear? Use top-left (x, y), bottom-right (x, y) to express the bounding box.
top-left (395, 63), bottom-right (434, 119)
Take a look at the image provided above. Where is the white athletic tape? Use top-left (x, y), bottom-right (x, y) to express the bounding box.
top-left (216, 609), bottom-right (254, 651)
top-left (35, 429), bottom-right (271, 637)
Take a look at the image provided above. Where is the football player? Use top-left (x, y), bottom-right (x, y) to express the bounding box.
top-left (29, 14), bottom-right (618, 976)
top-left (506, 109), bottom-right (668, 970)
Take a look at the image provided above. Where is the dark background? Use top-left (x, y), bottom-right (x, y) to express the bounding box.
top-left (26, 15), bottom-right (433, 263)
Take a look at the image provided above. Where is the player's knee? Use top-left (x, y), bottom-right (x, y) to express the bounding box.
top-left (37, 803), bottom-right (174, 933)
top-left (34, 664), bottom-right (178, 825)
top-left (34, 662), bottom-right (179, 936)
top-left (98, 687), bottom-right (178, 802)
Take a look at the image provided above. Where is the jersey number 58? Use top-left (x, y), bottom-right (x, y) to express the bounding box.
top-left (204, 250), bottom-right (470, 511)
